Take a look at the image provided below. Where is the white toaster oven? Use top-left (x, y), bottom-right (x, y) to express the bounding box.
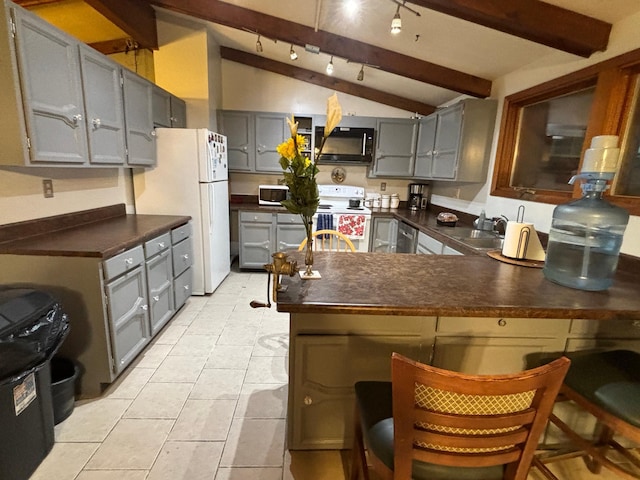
top-left (258, 185), bottom-right (289, 205)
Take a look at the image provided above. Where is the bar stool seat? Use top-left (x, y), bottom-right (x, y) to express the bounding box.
top-left (534, 350), bottom-right (640, 480)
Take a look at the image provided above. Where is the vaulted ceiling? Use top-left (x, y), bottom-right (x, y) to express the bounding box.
top-left (16, 0), bottom-right (640, 114)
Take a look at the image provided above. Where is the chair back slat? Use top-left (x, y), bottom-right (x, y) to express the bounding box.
top-left (298, 229), bottom-right (356, 252)
top-left (391, 353), bottom-right (570, 480)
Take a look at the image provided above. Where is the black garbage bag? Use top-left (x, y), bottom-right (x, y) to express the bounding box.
top-left (0, 288), bottom-right (70, 380)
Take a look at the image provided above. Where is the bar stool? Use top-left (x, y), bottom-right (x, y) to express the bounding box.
top-left (533, 350), bottom-right (640, 479)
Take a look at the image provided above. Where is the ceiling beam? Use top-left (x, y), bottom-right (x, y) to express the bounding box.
top-left (84, 0), bottom-right (158, 50)
top-left (148, 0), bottom-right (491, 98)
top-left (15, 0), bottom-right (159, 49)
top-left (408, 0), bottom-right (611, 58)
top-left (221, 47), bottom-right (437, 116)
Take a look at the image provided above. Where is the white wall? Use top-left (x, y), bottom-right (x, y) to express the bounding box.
top-left (430, 10), bottom-right (640, 257)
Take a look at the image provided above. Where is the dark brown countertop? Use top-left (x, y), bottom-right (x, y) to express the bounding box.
top-left (0, 204), bottom-right (190, 258)
top-left (275, 251), bottom-right (640, 320)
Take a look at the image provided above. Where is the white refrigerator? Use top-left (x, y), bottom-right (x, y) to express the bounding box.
top-left (134, 128), bottom-right (230, 295)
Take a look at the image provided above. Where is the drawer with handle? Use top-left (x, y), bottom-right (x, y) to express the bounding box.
top-left (144, 232), bottom-right (171, 259)
top-left (103, 245), bottom-right (145, 281)
top-left (172, 238), bottom-right (193, 277)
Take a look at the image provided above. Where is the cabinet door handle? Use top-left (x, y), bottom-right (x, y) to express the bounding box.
top-left (91, 118), bottom-right (101, 129)
top-left (182, 254), bottom-right (189, 261)
top-left (72, 114), bottom-right (83, 124)
top-left (242, 146), bottom-right (248, 152)
top-left (304, 395), bottom-right (313, 405)
top-left (184, 285), bottom-right (190, 291)
top-left (151, 130), bottom-right (157, 137)
top-left (141, 304), bottom-right (148, 311)
top-left (153, 295), bottom-right (160, 302)
top-left (497, 318), bottom-right (507, 327)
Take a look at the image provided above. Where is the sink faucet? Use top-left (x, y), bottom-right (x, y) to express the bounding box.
top-left (493, 216), bottom-right (509, 236)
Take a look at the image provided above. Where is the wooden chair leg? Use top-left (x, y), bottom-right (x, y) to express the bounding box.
top-left (531, 456), bottom-right (560, 480)
top-left (350, 405), bottom-right (369, 480)
top-left (584, 425), bottom-right (615, 474)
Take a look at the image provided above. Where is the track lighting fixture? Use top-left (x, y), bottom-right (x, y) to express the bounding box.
top-left (326, 56), bottom-right (334, 75)
top-left (256, 35), bottom-right (263, 53)
top-left (357, 64), bottom-right (364, 81)
top-left (391, 5), bottom-right (401, 34)
top-left (289, 44), bottom-right (298, 61)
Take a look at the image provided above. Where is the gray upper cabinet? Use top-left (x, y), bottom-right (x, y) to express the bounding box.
top-left (414, 114), bottom-right (437, 178)
top-left (152, 85), bottom-right (187, 128)
top-left (0, 1), bottom-right (180, 168)
top-left (122, 69), bottom-right (156, 167)
top-left (414, 99), bottom-right (497, 182)
top-left (79, 45), bottom-right (126, 165)
top-left (255, 113), bottom-right (288, 172)
top-left (10, 4), bottom-right (88, 165)
top-left (222, 110), bottom-right (254, 172)
top-left (371, 118), bottom-right (417, 177)
top-left (222, 110), bottom-right (288, 173)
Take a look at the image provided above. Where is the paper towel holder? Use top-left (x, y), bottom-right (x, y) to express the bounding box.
top-left (513, 226), bottom-right (531, 259)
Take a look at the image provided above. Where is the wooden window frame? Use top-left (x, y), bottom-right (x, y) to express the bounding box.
top-left (491, 48), bottom-right (640, 216)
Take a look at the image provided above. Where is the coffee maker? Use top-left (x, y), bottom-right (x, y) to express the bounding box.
top-left (408, 183), bottom-right (428, 211)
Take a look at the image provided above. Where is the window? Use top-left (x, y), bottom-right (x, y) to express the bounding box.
top-left (492, 48), bottom-right (640, 215)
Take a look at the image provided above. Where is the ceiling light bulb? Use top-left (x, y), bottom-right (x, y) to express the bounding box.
top-left (289, 44), bottom-right (298, 61)
top-left (391, 6), bottom-right (402, 34)
top-left (357, 65), bottom-right (364, 81)
top-left (256, 35), bottom-right (263, 53)
top-left (326, 56), bottom-right (334, 75)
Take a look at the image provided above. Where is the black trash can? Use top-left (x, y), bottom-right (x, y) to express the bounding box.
top-left (0, 287), bottom-right (70, 480)
top-left (50, 357), bottom-right (79, 425)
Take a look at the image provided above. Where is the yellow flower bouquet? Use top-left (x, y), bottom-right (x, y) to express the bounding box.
top-left (277, 93), bottom-right (342, 275)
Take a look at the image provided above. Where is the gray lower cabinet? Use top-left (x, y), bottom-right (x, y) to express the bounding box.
top-left (276, 213), bottom-right (306, 251)
top-left (416, 230), bottom-right (463, 255)
top-left (288, 313), bottom-right (435, 450)
top-left (144, 232), bottom-right (174, 335)
top-left (239, 211), bottom-right (306, 269)
top-left (431, 317), bottom-right (570, 375)
top-left (103, 246), bottom-right (151, 375)
top-left (369, 217), bottom-right (398, 252)
top-left (171, 223), bottom-right (193, 310)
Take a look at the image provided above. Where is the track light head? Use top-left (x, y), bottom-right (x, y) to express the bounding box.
top-left (289, 44), bottom-right (298, 61)
top-left (357, 65), bottom-right (364, 81)
top-left (391, 6), bottom-right (401, 34)
top-left (326, 56), bottom-right (334, 75)
top-left (256, 35), bottom-right (263, 52)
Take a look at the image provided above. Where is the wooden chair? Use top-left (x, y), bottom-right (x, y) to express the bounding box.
top-left (298, 229), bottom-right (356, 252)
top-left (351, 352), bottom-right (570, 480)
top-left (532, 350), bottom-right (640, 480)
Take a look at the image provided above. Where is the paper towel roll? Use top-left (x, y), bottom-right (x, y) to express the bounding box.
top-left (501, 221), bottom-right (546, 261)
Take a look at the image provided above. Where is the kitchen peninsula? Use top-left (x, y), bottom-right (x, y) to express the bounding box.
top-left (273, 251), bottom-right (640, 449)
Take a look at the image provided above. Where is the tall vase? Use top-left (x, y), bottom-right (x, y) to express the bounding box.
top-left (303, 216), bottom-right (314, 276)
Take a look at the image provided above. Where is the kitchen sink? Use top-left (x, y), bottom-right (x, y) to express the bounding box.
top-left (446, 229), bottom-right (504, 250)
top-left (457, 236), bottom-right (504, 250)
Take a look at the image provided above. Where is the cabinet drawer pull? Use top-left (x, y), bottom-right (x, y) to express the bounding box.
top-left (153, 295), bottom-right (160, 302)
top-left (158, 242), bottom-right (165, 249)
top-left (497, 319), bottom-right (507, 327)
top-left (633, 321), bottom-right (640, 329)
top-left (124, 257), bottom-right (133, 265)
top-left (304, 395), bottom-right (313, 405)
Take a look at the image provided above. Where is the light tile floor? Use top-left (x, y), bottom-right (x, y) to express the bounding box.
top-left (31, 264), bottom-right (623, 480)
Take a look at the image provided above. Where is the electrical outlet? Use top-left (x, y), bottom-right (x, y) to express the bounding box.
top-left (380, 182), bottom-right (386, 191)
top-left (43, 179), bottom-right (54, 198)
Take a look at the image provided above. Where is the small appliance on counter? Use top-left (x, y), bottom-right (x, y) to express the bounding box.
top-left (258, 184), bottom-right (289, 206)
top-left (408, 183), bottom-right (429, 211)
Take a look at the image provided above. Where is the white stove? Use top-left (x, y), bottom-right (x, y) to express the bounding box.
top-left (316, 185), bottom-right (372, 215)
top-left (315, 185), bottom-right (371, 251)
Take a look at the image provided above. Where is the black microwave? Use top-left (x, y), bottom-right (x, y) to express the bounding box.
top-left (314, 126), bottom-right (374, 164)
